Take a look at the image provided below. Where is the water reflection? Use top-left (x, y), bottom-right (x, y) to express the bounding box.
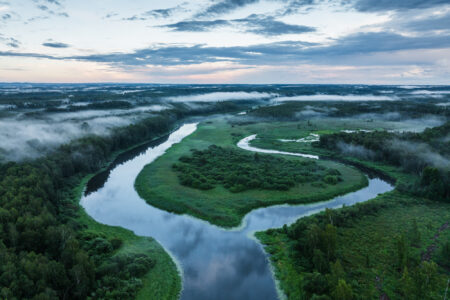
top-left (81, 123), bottom-right (393, 300)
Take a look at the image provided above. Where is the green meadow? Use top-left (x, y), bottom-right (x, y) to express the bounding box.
top-left (135, 118), bottom-right (368, 227)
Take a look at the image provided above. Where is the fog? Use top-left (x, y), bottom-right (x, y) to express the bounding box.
top-left (275, 94), bottom-right (397, 102)
top-left (337, 142), bottom-right (376, 160)
top-left (352, 114), bottom-right (446, 132)
top-left (387, 139), bottom-right (450, 171)
top-left (166, 92), bottom-right (277, 102)
top-left (0, 105), bottom-right (169, 162)
top-left (410, 90), bottom-right (450, 95)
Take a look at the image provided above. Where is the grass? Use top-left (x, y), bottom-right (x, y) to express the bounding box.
top-left (71, 151), bottom-right (181, 299)
top-left (246, 120), bottom-right (417, 185)
top-left (135, 118), bottom-right (368, 228)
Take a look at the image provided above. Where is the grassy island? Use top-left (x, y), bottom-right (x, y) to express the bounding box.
top-left (135, 119), bottom-right (368, 227)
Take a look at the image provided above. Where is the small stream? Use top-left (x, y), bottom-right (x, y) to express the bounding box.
top-left (81, 123), bottom-right (393, 300)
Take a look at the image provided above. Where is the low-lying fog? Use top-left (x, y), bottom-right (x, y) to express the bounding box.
top-left (0, 105), bottom-right (169, 162)
top-left (0, 84), bottom-right (448, 162)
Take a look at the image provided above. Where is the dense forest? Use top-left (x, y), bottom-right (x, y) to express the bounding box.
top-left (258, 191), bottom-right (449, 299)
top-left (0, 115), bottom-right (176, 299)
top-left (249, 101), bottom-right (449, 120)
top-left (316, 122), bottom-right (450, 201)
top-left (0, 102), bottom-right (246, 299)
top-left (173, 145), bottom-right (342, 192)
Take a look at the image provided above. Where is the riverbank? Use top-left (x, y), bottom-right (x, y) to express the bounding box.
top-left (254, 150), bottom-right (450, 300)
top-left (73, 174), bottom-right (181, 300)
top-left (135, 119), bottom-right (368, 228)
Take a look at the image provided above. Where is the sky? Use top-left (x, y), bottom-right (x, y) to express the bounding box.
top-left (0, 0), bottom-right (449, 84)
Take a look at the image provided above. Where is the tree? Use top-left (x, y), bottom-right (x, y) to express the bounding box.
top-left (303, 272), bottom-right (329, 298)
top-left (332, 279), bottom-right (353, 300)
top-left (325, 208), bottom-right (334, 225)
top-left (328, 260), bottom-right (345, 289)
top-left (313, 249), bottom-right (328, 273)
top-left (396, 234), bottom-right (408, 270)
top-left (306, 224), bottom-right (322, 256)
top-left (321, 224), bottom-right (337, 260)
top-left (400, 267), bottom-right (414, 299)
top-left (409, 219), bottom-right (421, 246)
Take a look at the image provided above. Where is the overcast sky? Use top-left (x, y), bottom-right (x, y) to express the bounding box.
top-left (0, 0), bottom-right (449, 84)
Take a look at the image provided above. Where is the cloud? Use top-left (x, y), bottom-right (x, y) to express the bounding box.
top-left (234, 14), bottom-right (315, 36)
top-left (144, 7), bottom-right (182, 18)
top-left (0, 35), bottom-right (20, 48)
top-left (1, 31), bottom-right (449, 69)
top-left (401, 11), bottom-right (450, 32)
top-left (352, 0), bottom-right (450, 12)
top-left (33, 0), bottom-right (62, 7)
top-left (123, 15), bottom-right (146, 21)
top-left (42, 41), bottom-right (69, 48)
top-left (37, 4), bottom-right (49, 11)
top-left (195, 0), bottom-right (259, 18)
top-left (32, 0), bottom-right (69, 18)
top-left (164, 19), bottom-right (230, 32)
top-left (122, 5), bottom-right (186, 21)
top-left (278, 0), bottom-right (316, 16)
top-left (45, 0), bottom-right (61, 5)
top-left (163, 14), bottom-right (315, 36)
top-left (277, 0), bottom-right (449, 16)
top-left (301, 32), bottom-right (450, 57)
top-left (104, 12), bottom-right (118, 19)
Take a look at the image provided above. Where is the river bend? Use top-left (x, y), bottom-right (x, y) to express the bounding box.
top-left (81, 123), bottom-right (393, 300)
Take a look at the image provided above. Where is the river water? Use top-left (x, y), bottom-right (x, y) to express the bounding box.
top-left (81, 123), bottom-right (393, 300)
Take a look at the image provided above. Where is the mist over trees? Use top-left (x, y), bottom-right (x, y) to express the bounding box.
top-left (317, 122), bottom-right (450, 202)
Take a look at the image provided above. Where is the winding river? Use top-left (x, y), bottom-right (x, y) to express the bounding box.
top-left (81, 123), bottom-right (393, 300)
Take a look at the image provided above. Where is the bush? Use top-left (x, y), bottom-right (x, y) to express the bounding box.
top-left (173, 145), bottom-right (341, 192)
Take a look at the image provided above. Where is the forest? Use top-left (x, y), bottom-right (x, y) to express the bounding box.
top-left (256, 118), bottom-right (450, 300)
top-left (257, 191), bottom-right (449, 299)
top-left (0, 101), bottom-right (246, 299)
top-left (0, 114), bottom-right (176, 299)
top-left (173, 145), bottom-right (342, 192)
top-left (249, 100), bottom-right (449, 120)
top-left (316, 122), bottom-right (450, 201)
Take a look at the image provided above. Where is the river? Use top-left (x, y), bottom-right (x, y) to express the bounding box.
top-left (81, 123), bottom-right (393, 300)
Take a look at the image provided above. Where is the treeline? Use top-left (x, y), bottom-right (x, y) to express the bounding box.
top-left (46, 101), bottom-right (133, 112)
top-left (173, 145), bottom-right (341, 192)
top-left (249, 101), bottom-right (449, 120)
top-left (316, 122), bottom-right (450, 202)
top-left (261, 193), bottom-right (448, 299)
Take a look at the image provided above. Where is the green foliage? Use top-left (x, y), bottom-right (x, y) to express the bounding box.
top-left (257, 191), bottom-right (450, 300)
top-left (317, 122), bottom-right (450, 202)
top-left (332, 279), bottom-right (353, 300)
top-left (173, 145), bottom-right (340, 192)
top-left (249, 100), bottom-right (449, 121)
top-left (0, 114), bottom-right (184, 299)
top-left (438, 241), bottom-right (450, 267)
